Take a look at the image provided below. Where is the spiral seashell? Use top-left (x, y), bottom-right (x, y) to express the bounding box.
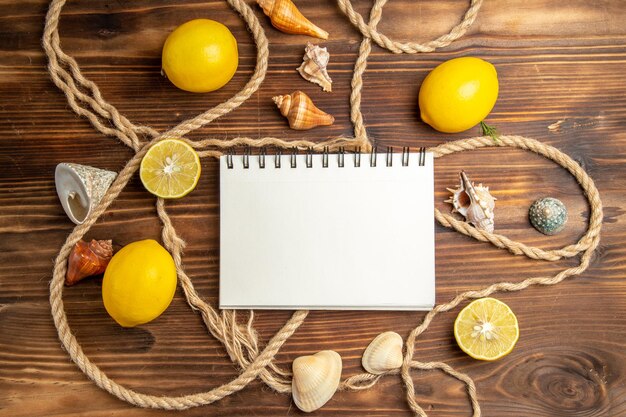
top-left (297, 42), bottom-right (332, 92)
top-left (66, 239), bottom-right (113, 286)
top-left (257, 0), bottom-right (329, 39)
top-left (445, 171), bottom-right (496, 233)
top-left (273, 91), bottom-right (334, 130)
top-left (292, 350), bottom-right (342, 413)
top-left (362, 331), bottom-right (403, 375)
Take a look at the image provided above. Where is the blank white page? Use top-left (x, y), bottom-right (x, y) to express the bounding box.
top-left (219, 152), bottom-right (435, 310)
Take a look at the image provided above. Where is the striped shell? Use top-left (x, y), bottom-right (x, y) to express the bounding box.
top-left (273, 91), bottom-right (334, 130)
top-left (257, 0), bottom-right (329, 39)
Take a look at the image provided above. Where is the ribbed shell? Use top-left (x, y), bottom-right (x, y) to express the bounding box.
top-left (257, 0), bottom-right (329, 39)
top-left (292, 350), bottom-right (342, 413)
top-left (273, 91), bottom-right (334, 130)
top-left (362, 331), bottom-right (403, 375)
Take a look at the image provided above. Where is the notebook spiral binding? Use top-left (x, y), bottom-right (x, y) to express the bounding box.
top-left (226, 146), bottom-right (427, 169)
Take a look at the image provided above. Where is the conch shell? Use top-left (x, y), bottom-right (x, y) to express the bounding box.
top-left (273, 91), bottom-right (334, 130)
top-left (66, 239), bottom-right (113, 286)
top-left (257, 0), bottom-right (329, 39)
top-left (362, 331), bottom-right (403, 375)
top-left (292, 350), bottom-right (342, 413)
top-left (297, 42), bottom-right (332, 92)
top-left (445, 171), bottom-right (496, 233)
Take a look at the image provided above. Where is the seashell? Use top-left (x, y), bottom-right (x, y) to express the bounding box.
top-left (273, 91), bottom-right (334, 130)
top-left (529, 197), bottom-right (568, 235)
top-left (297, 42), bottom-right (332, 92)
top-left (257, 0), bottom-right (329, 39)
top-left (292, 350), bottom-right (342, 413)
top-left (445, 171), bottom-right (496, 233)
top-left (55, 163), bottom-right (117, 225)
top-left (362, 331), bottom-right (403, 375)
top-left (66, 239), bottom-right (113, 286)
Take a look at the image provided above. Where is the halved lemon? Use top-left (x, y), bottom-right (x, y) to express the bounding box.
top-left (140, 138), bottom-right (201, 199)
top-left (454, 297), bottom-right (519, 361)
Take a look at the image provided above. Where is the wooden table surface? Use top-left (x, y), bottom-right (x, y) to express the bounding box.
top-left (2, 0), bottom-right (626, 416)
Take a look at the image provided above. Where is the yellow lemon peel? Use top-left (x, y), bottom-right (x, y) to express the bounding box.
top-left (162, 19), bottom-right (238, 93)
top-left (419, 57), bottom-right (499, 133)
top-left (102, 239), bottom-right (177, 328)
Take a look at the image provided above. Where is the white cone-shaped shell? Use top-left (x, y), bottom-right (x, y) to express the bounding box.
top-left (55, 163), bottom-right (117, 224)
top-left (292, 350), bottom-right (342, 413)
top-left (362, 331), bottom-right (403, 375)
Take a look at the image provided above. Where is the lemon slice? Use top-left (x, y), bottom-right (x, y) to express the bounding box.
top-left (140, 138), bottom-right (201, 199)
top-left (454, 297), bottom-right (519, 361)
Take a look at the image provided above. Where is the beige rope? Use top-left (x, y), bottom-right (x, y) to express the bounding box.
top-left (156, 198), bottom-right (296, 393)
top-left (43, 0), bottom-right (157, 150)
top-left (337, 0), bottom-right (484, 54)
top-left (43, 0), bottom-right (603, 416)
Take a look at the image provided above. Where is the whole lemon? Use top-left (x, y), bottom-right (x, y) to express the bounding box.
top-left (102, 239), bottom-right (177, 327)
top-left (162, 19), bottom-right (238, 93)
top-left (419, 57), bottom-right (498, 133)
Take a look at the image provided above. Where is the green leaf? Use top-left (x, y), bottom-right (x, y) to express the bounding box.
top-left (480, 121), bottom-right (500, 143)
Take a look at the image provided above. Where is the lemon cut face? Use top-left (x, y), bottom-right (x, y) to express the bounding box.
top-left (454, 297), bottom-right (519, 361)
top-left (140, 138), bottom-right (201, 199)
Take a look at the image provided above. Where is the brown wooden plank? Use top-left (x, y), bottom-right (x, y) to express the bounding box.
top-left (1, 0), bottom-right (626, 416)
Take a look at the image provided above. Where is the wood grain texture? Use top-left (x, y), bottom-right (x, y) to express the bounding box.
top-left (1, 0), bottom-right (626, 416)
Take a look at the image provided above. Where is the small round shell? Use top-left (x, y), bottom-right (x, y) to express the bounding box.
top-left (362, 331), bottom-right (403, 375)
top-left (292, 350), bottom-right (342, 413)
top-left (529, 197), bottom-right (568, 235)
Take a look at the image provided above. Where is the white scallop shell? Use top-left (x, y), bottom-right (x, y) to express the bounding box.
top-left (292, 350), bottom-right (342, 413)
top-left (362, 331), bottom-right (403, 375)
top-left (445, 171), bottom-right (496, 233)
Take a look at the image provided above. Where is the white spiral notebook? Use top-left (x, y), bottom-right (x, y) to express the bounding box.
top-left (219, 148), bottom-right (435, 310)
